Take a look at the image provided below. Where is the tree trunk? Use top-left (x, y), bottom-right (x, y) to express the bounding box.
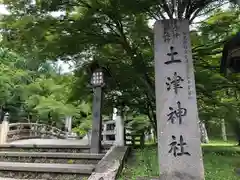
top-left (236, 127), bottom-right (240, 146)
top-left (153, 124), bottom-right (157, 143)
top-left (0, 106), bottom-right (5, 123)
top-left (221, 119), bottom-right (227, 142)
top-left (237, 133), bottom-right (240, 146)
top-left (232, 120), bottom-right (240, 146)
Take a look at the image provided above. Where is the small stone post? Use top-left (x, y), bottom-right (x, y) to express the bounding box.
top-left (0, 113), bottom-right (9, 144)
top-left (103, 123), bottom-right (107, 141)
top-left (65, 116), bottom-right (72, 133)
top-left (115, 115), bottom-right (124, 146)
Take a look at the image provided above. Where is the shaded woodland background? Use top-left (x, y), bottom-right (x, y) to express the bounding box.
top-left (0, 0), bottom-right (240, 143)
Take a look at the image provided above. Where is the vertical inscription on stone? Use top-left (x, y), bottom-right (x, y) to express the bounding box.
top-left (168, 135), bottom-right (191, 157)
top-left (183, 32), bottom-right (194, 99)
top-left (172, 20), bottom-right (180, 39)
top-left (162, 20), bottom-right (180, 43)
top-left (154, 19), bottom-right (205, 180)
top-left (162, 20), bottom-right (171, 43)
top-left (165, 46), bottom-right (182, 65)
top-left (167, 101), bottom-right (187, 125)
top-left (166, 72), bottom-right (184, 95)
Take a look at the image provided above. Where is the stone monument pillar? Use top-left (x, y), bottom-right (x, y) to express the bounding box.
top-left (154, 19), bottom-right (205, 180)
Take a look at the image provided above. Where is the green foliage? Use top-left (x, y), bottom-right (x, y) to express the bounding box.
top-left (24, 75), bottom-right (79, 122)
top-left (67, 159), bottom-right (74, 164)
top-left (72, 102), bottom-right (92, 136)
top-left (126, 114), bottom-right (151, 133)
top-left (0, 0), bottom-right (240, 138)
top-left (191, 9), bottom-right (240, 141)
top-left (0, 47), bottom-right (90, 129)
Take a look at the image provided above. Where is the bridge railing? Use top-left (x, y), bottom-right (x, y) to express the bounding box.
top-left (6, 123), bottom-right (78, 142)
top-left (83, 117), bottom-right (124, 146)
top-left (0, 116), bottom-right (125, 145)
top-left (124, 128), bottom-right (145, 147)
top-left (102, 120), bottom-right (145, 147)
top-left (102, 120), bottom-right (116, 145)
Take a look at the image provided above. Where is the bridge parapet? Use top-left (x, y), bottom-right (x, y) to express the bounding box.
top-left (7, 123), bottom-right (74, 142)
top-left (0, 116), bottom-right (125, 145)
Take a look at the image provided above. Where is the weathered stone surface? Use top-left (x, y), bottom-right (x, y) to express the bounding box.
top-left (9, 138), bottom-right (87, 145)
top-left (159, 172), bottom-right (203, 180)
top-left (0, 152), bottom-right (102, 164)
top-left (88, 146), bottom-right (129, 180)
top-left (0, 119), bottom-right (9, 144)
top-left (154, 19), bottom-right (204, 179)
top-left (235, 168), bottom-right (240, 176)
top-left (0, 151), bottom-right (104, 159)
top-left (1, 148), bottom-right (89, 153)
top-left (0, 171), bottom-right (89, 180)
top-left (0, 144), bottom-right (90, 149)
top-left (115, 116), bottom-right (124, 146)
top-left (0, 144), bottom-right (110, 153)
top-left (0, 147), bottom-right (89, 153)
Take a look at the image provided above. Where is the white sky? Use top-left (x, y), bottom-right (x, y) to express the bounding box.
top-left (0, 5), bottom-right (8, 15)
top-left (0, 3), bottom-right (230, 73)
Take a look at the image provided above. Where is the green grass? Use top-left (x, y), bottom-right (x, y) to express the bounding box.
top-left (118, 141), bottom-right (240, 180)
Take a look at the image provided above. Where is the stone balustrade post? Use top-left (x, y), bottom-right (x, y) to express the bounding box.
top-left (103, 123), bottom-right (107, 141)
top-left (0, 113), bottom-right (9, 144)
top-left (115, 115), bottom-right (125, 146)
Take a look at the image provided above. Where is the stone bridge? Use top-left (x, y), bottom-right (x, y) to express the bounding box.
top-left (7, 122), bottom-right (74, 142)
top-left (0, 118), bottom-right (128, 146)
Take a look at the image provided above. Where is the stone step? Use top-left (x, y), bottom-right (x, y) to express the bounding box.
top-left (0, 144), bottom-right (110, 153)
top-left (0, 161), bottom-right (95, 173)
top-left (0, 173), bottom-right (88, 180)
top-left (0, 151), bottom-right (104, 164)
top-left (0, 162), bottom-right (94, 180)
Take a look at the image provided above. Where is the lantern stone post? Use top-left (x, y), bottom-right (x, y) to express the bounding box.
top-left (90, 68), bottom-right (105, 154)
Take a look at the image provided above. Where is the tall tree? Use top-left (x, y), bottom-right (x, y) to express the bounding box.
top-left (0, 0), bottom-right (239, 136)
